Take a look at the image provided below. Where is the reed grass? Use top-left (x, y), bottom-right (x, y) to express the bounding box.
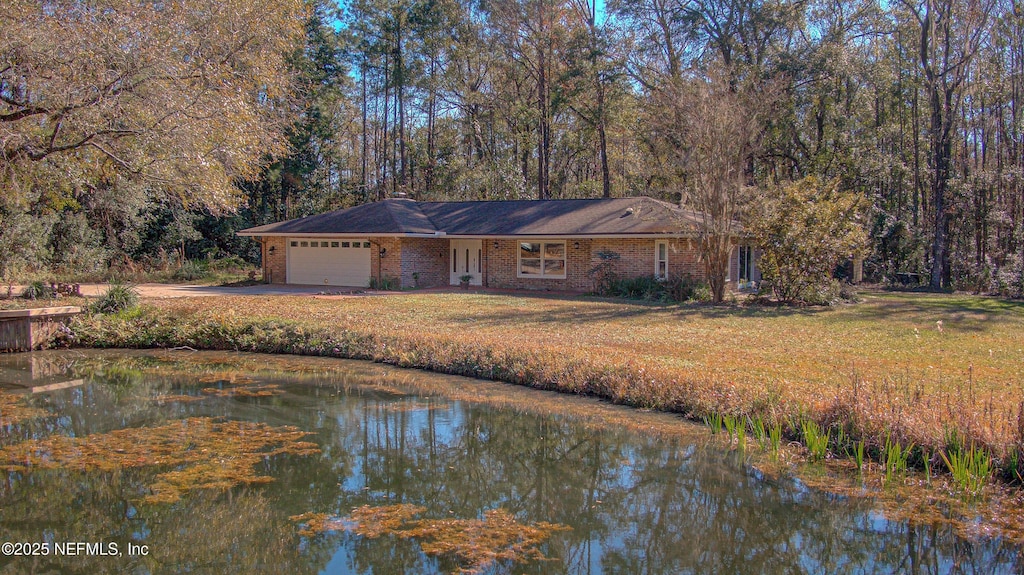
top-left (750, 416), bottom-right (768, 450)
top-left (853, 440), bottom-right (865, 472)
top-left (801, 420), bottom-right (830, 461)
top-left (769, 423), bottom-right (783, 458)
top-left (723, 414), bottom-right (738, 439)
top-left (883, 435), bottom-right (914, 486)
top-left (703, 412), bottom-right (723, 435)
top-left (940, 445), bottom-right (993, 496)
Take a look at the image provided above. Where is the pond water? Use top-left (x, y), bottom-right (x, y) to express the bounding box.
top-left (0, 350), bottom-right (1019, 574)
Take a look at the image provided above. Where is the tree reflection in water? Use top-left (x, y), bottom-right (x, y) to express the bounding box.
top-left (0, 350), bottom-right (1019, 574)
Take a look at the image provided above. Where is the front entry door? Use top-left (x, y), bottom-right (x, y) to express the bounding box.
top-left (450, 240), bottom-right (482, 285)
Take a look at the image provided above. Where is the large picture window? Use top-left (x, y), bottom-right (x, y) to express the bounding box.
top-left (518, 241), bottom-right (566, 278)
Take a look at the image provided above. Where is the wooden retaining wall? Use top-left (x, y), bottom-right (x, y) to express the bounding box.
top-left (0, 307), bottom-right (82, 353)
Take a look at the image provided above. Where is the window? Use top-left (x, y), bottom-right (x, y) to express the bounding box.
top-left (341, 241), bottom-right (350, 248)
top-left (320, 242), bottom-right (328, 248)
top-left (363, 242), bottom-right (371, 248)
top-left (518, 241), bottom-right (566, 278)
top-left (655, 241), bottom-right (669, 280)
top-left (290, 241), bottom-right (298, 247)
top-left (738, 246), bottom-right (753, 282)
top-left (300, 241), bottom-right (308, 247)
top-left (331, 242), bottom-right (339, 248)
top-left (310, 241), bottom-right (318, 247)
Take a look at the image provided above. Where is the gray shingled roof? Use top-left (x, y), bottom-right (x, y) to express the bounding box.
top-left (238, 197), bottom-right (705, 237)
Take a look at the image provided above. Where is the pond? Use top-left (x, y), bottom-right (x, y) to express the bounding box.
top-left (0, 350), bottom-right (1019, 574)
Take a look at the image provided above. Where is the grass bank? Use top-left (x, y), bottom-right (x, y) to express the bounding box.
top-left (58, 290), bottom-right (1024, 487)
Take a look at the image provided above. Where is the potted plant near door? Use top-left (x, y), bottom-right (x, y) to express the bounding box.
top-left (459, 274), bottom-right (473, 290)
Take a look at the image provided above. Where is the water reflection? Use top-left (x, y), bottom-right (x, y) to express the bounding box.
top-left (0, 350), bottom-right (1018, 574)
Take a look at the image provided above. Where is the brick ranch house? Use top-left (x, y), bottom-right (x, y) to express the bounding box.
top-left (237, 197), bottom-right (760, 291)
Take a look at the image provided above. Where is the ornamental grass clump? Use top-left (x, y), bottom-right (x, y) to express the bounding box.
top-left (20, 280), bottom-right (53, 299)
top-left (93, 283), bottom-right (140, 314)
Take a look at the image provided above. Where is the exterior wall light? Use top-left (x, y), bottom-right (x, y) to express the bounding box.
top-left (379, 247), bottom-right (387, 257)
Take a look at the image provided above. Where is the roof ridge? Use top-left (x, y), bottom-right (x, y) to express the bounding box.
top-left (380, 198), bottom-right (404, 231)
top-left (416, 196), bottom-right (659, 206)
top-left (381, 197), bottom-right (438, 233)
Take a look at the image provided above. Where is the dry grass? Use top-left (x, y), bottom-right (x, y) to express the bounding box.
top-left (60, 289), bottom-right (1024, 482)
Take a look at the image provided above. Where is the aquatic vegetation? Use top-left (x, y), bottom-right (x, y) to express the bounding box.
top-left (853, 440), bottom-right (865, 472)
top-left (703, 412), bottom-right (723, 435)
top-left (750, 416), bottom-right (767, 450)
top-left (735, 421), bottom-right (747, 451)
top-left (723, 414), bottom-right (738, 438)
top-left (155, 393), bottom-right (206, 403)
top-left (882, 436), bottom-right (914, 486)
top-left (940, 445), bottom-right (992, 496)
top-left (201, 383), bottom-right (283, 397)
top-left (769, 423), bottom-right (783, 459)
top-left (0, 417), bottom-right (319, 503)
top-left (294, 504), bottom-right (570, 574)
top-left (801, 420), bottom-right (830, 461)
top-left (0, 391), bottom-right (47, 427)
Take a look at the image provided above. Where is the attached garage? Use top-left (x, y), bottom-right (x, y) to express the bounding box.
top-left (286, 238), bottom-right (371, 286)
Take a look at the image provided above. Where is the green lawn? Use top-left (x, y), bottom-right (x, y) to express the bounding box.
top-left (67, 289), bottom-right (1024, 468)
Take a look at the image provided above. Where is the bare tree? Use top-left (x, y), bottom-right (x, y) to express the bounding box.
top-left (654, 68), bottom-right (775, 302)
top-left (898, 0), bottom-right (995, 289)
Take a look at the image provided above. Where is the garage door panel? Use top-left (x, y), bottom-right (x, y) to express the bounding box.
top-left (287, 238), bottom-right (371, 286)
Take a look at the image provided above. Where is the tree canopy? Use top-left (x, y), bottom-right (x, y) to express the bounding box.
top-left (4, 0), bottom-right (1024, 298)
top-left (1, 0), bottom-right (307, 212)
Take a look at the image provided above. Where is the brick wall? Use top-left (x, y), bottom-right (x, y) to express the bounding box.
top-left (263, 237), bottom-right (287, 284)
top-left (374, 238), bottom-right (402, 286)
top-left (482, 238), bottom-right (707, 292)
top-left (399, 238), bottom-right (449, 288)
top-left (267, 234), bottom-right (744, 291)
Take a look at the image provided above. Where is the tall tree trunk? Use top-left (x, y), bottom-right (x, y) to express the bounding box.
top-left (426, 60), bottom-right (437, 198)
top-left (396, 18), bottom-right (407, 193)
top-left (536, 0), bottom-right (550, 200)
top-left (360, 60), bottom-right (368, 199)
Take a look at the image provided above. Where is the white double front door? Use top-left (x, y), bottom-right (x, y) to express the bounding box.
top-left (450, 239), bottom-right (482, 286)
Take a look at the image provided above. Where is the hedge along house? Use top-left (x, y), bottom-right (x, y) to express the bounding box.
top-left (237, 197), bottom-right (760, 291)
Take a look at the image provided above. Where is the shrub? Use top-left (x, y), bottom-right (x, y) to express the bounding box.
top-left (173, 260), bottom-right (209, 281)
top-left (208, 255), bottom-right (248, 271)
top-left (598, 274), bottom-right (709, 303)
top-left (587, 250), bottom-right (621, 295)
top-left (21, 280), bottom-right (54, 299)
top-left (368, 275), bottom-right (399, 290)
top-left (751, 177), bottom-right (869, 305)
top-left (93, 283), bottom-right (140, 314)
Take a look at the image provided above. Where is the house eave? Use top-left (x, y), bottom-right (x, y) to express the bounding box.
top-left (236, 231), bottom-right (707, 239)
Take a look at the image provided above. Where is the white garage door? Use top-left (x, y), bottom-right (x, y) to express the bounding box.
top-left (287, 238), bottom-right (372, 286)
